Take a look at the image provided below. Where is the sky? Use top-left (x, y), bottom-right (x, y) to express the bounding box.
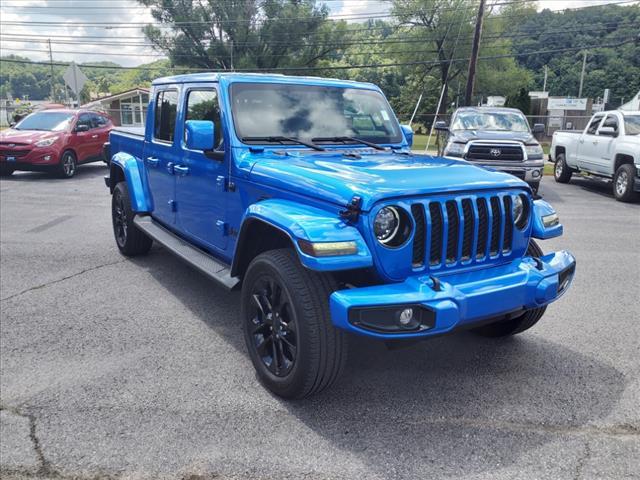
top-left (0, 0), bottom-right (637, 67)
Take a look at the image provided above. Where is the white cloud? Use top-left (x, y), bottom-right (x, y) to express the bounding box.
top-left (535, 0), bottom-right (639, 10)
top-left (0, 0), bottom-right (162, 67)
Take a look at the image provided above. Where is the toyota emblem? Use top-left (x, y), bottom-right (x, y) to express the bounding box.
top-left (490, 148), bottom-right (501, 157)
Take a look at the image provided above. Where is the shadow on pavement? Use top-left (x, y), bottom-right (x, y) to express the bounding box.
top-left (135, 246), bottom-right (627, 478)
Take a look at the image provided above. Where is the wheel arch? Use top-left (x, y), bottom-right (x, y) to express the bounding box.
top-left (107, 152), bottom-right (152, 212)
top-left (231, 199), bottom-right (373, 278)
top-left (614, 153), bottom-right (635, 173)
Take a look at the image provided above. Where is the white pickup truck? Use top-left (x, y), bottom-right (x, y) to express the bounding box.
top-left (550, 110), bottom-right (640, 202)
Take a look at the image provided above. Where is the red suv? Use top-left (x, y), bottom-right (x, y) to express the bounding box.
top-left (0, 109), bottom-right (112, 178)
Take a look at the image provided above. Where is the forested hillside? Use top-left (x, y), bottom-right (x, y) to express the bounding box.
top-left (1, 0), bottom-right (638, 122)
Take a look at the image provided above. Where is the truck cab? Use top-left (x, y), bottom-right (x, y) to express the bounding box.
top-left (435, 107), bottom-right (545, 193)
top-left (550, 110), bottom-right (640, 202)
top-left (105, 73), bottom-right (576, 398)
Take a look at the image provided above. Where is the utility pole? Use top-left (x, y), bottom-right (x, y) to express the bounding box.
top-left (465, 0), bottom-right (485, 106)
top-left (230, 40), bottom-right (234, 71)
top-left (578, 51), bottom-right (587, 98)
top-left (47, 39), bottom-right (55, 102)
top-left (543, 65), bottom-right (548, 92)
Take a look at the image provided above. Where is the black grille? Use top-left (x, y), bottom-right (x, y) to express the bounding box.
top-left (502, 196), bottom-right (513, 252)
top-left (0, 150), bottom-right (30, 158)
top-left (407, 193), bottom-right (525, 271)
top-left (411, 204), bottom-right (426, 267)
top-left (429, 203), bottom-right (443, 266)
top-left (466, 144), bottom-right (524, 161)
top-left (476, 198), bottom-right (488, 259)
top-left (461, 199), bottom-right (474, 261)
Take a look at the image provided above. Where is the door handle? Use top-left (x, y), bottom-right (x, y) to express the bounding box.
top-left (146, 157), bottom-right (159, 167)
top-left (91, 134), bottom-right (99, 139)
top-left (593, 140), bottom-right (598, 145)
top-left (579, 139), bottom-right (584, 144)
top-left (173, 165), bottom-right (190, 176)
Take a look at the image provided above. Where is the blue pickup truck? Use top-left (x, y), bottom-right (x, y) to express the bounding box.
top-left (105, 73), bottom-right (576, 398)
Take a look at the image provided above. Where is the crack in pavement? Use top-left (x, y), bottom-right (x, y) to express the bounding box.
top-left (0, 259), bottom-right (127, 303)
top-left (573, 439), bottom-right (592, 480)
top-left (0, 405), bottom-right (53, 477)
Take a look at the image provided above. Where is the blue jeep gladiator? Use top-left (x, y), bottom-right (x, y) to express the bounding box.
top-left (105, 73), bottom-right (576, 398)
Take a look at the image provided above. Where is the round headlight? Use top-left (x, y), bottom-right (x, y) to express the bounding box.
top-left (374, 206), bottom-right (400, 243)
top-left (513, 194), bottom-right (529, 229)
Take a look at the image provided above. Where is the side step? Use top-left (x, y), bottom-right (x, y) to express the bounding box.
top-left (133, 215), bottom-right (240, 290)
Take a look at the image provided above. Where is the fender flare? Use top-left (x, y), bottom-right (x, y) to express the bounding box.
top-left (232, 199), bottom-right (373, 274)
top-left (109, 152), bottom-right (153, 213)
top-left (531, 199), bottom-right (563, 239)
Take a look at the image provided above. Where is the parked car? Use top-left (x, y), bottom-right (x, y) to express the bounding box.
top-left (550, 110), bottom-right (640, 202)
top-left (435, 107), bottom-right (546, 193)
top-left (0, 109), bottom-right (112, 178)
top-left (105, 73), bottom-right (576, 398)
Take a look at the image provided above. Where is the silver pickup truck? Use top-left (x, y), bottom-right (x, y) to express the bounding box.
top-left (550, 110), bottom-right (640, 202)
top-left (436, 107), bottom-right (545, 194)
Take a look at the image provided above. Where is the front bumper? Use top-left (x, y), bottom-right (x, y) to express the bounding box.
top-left (0, 147), bottom-right (61, 169)
top-left (476, 160), bottom-right (544, 184)
top-left (330, 250), bottom-right (576, 339)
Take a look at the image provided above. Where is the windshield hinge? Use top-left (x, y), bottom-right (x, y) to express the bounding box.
top-left (339, 196), bottom-right (362, 223)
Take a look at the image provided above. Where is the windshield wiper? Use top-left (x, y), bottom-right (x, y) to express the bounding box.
top-left (241, 135), bottom-right (325, 151)
top-left (312, 136), bottom-right (386, 151)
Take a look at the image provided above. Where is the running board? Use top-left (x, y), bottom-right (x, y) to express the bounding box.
top-left (133, 215), bottom-right (240, 290)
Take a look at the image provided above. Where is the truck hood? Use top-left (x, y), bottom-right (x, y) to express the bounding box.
top-left (0, 128), bottom-right (61, 144)
top-left (244, 149), bottom-right (527, 211)
top-left (450, 129), bottom-right (537, 145)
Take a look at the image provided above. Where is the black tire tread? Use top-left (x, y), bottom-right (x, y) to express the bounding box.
top-left (613, 164), bottom-right (639, 203)
top-left (554, 153), bottom-right (572, 184)
top-left (243, 249), bottom-right (347, 398)
top-left (112, 182), bottom-right (152, 256)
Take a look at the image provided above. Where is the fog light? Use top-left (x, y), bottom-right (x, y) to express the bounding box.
top-left (43, 155), bottom-right (51, 161)
top-left (398, 308), bottom-right (413, 326)
top-left (532, 169), bottom-right (541, 178)
top-left (298, 239), bottom-right (358, 257)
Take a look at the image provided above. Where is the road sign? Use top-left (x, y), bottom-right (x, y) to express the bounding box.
top-left (63, 62), bottom-right (88, 97)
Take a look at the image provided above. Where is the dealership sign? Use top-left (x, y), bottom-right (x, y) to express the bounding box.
top-left (547, 98), bottom-right (588, 111)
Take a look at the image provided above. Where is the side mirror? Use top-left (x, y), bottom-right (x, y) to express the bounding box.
top-left (434, 120), bottom-right (449, 132)
top-left (185, 120), bottom-right (215, 151)
top-left (532, 123), bottom-right (545, 134)
top-left (400, 124), bottom-right (414, 148)
top-left (75, 124), bottom-right (90, 133)
top-left (9, 122), bottom-right (16, 128)
top-left (599, 126), bottom-right (617, 137)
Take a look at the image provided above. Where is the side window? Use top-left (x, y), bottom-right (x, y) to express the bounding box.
top-left (154, 89), bottom-right (178, 142)
top-left (600, 115), bottom-right (618, 133)
top-left (586, 115), bottom-right (604, 135)
top-left (93, 114), bottom-right (108, 128)
top-left (185, 89), bottom-right (223, 149)
top-left (76, 113), bottom-right (92, 130)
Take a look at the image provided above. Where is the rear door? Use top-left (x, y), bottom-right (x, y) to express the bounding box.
top-left (144, 88), bottom-right (180, 226)
top-left (89, 113), bottom-right (112, 160)
top-left (577, 114), bottom-right (604, 171)
top-left (175, 84), bottom-right (228, 251)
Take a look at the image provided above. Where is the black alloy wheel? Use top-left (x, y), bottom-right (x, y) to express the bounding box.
top-left (248, 276), bottom-right (298, 377)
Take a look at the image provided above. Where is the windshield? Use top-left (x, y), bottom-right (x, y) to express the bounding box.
top-left (15, 112), bottom-right (74, 132)
top-left (451, 110), bottom-right (530, 132)
top-left (230, 83), bottom-right (403, 145)
top-left (624, 115), bottom-right (640, 135)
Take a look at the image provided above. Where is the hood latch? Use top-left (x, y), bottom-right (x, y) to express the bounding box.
top-left (340, 196), bottom-right (362, 223)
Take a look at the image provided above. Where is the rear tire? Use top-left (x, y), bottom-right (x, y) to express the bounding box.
top-left (112, 182), bottom-right (152, 256)
top-left (241, 249), bottom-right (347, 399)
top-left (57, 151), bottom-right (77, 178)
top-left (472, 240), bottom-right (547, 338)
top-left (613, 164), bottom-right (638, 203)
top-left (554, 153), bottom-right (572, 183)
top-left (0, 165), bottom-right (14, 177)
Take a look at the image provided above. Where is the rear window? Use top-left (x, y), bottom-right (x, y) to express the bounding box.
top-left (154, 90), bottom-right (178, 142)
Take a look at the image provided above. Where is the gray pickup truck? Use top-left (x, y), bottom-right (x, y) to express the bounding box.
top-left (436, 107), bottom-right (545, 193)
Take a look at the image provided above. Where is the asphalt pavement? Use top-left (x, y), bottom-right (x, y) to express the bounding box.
top-left (1, 164), bottom-right (639, 480)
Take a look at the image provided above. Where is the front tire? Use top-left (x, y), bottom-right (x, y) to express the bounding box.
top-left (0, 164), bottom-right (14, 177)
top-left (554, 154), bottom-right (572, 183)
top-left (57, 151), bottom-right (77, 178)
top-left (112, 182), bottom-right (152, 256)
top-left (241, 249), bottom-right (347, 399)
top-left (613, 164), bottom-right (638, 203)
top-left (472, 240), bottom-right (547, 338)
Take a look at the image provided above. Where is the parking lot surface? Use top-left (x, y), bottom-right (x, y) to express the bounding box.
top-left (1, 165), bottom-right (639, 480)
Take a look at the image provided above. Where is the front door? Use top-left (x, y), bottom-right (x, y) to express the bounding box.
top-left (577, 114), bottom-right (604, 172)
top-left (592, 114), bottom-right (619, 174)
top-left (144, 88), bottom-right (180, 227)
top-left (175, 85), bottom-right (228, 251)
